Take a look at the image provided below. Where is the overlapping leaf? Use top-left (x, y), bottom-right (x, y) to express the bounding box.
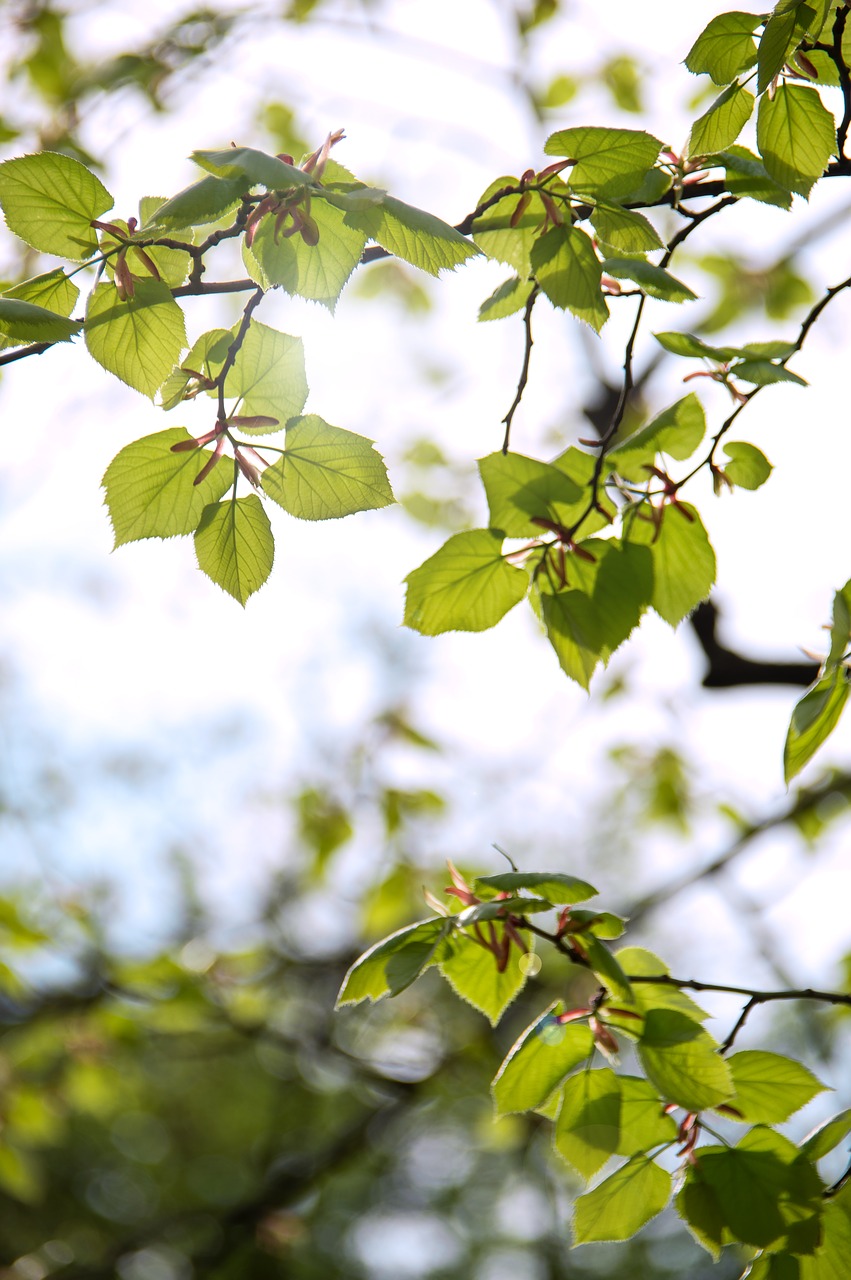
top-left (85, 279), bottom-right (187, 398)
top-left (0, 151), bottom-right (113, 260)
top-left (194, 494), bottom-right (274, 604)
top-left (261, 415), bottom-right (393, 519)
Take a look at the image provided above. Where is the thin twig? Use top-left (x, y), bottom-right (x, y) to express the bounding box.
top-left (501, 284), bottom-right (539, 453)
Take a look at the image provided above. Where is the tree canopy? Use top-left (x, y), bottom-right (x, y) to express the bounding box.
top-left (1, 2), bottom-right (851, 1278)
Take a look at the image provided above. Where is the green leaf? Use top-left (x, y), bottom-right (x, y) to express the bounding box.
top-left (478, 275), bottom-right (533, 321)
top-left (637, 1008), bottom-right (733, 1111)
top-left (261, 416), bottom-right (393, 520)
top-left (0, 151), bottom-right (113, 260)
top-left (653, 330), bottom-right (740, 360)
top-left (799, 1185), bottom-right (851, 1279)
top-left (350, 195), bottom-right (479, 275)
top-left (226, 321), bottom-right (308, 424)
top-left (723, 1050), bottom-right (828, 1124)
top-left (194, 494), bottom-right (274, 605)
top-left (688, 84), bottom-right (755, 156)
top-left (684, 11), bottom-right (762, 84)
top-left (531, 225), bottom-right (608, 331)
top-left (617, 1076), bottom-right (678, 1155)
top-left (247, 196), bottom-right (368, 309)
top-left (0, 297), bottom-right (80, 343)
top-left (102, 428), bottom-right (236, 546)
top-left (471, 178), bottom-right (549, 275)
top-left (551, 445), bottom-right (617, 535)
top-left (758, 7), bottom-right (805, 95)
top-left (694, 1127), bottom-right (823, 1250)
top-left (757, 85), bottom-right (836, 197)
top-left (627, 504), bottom-right (717, 628)
top-left (478, 451), bottom-right (583, 538)
top-left (784, 670), bottom-right (851, 783)
top-left (336, 919), bottom-right (448, 1006)
top-left (602, 258), bottom-right (697, 303)
top-left (610, 395), bottom-right (706, 474)
top-left (474, 872), bottom-right (597, 904)
top-left (404, 529), bottom-right (529, 635)
top-left (579, 934), bottom-right (633, 1001)
top-left (85, 280), bottom-right (187, 398)
top-left (717, 144), bottom-right (794, 207)
top-left (827, 579), bottom-right (851, 667)
top-left (544, 127), bottom-right (662, 197)
top-left (615, 947), bottom-right (709, 1021)
top-left (722, 441), bottom-right (773, 489)
top-left (555, 1068), bottom-right (622, 1178)
top-left (731, 358), bottom-right (808, 386)
top-left (542, 588), bottom-right (605, 690)
top-left (492, 1005), bottom-right (594, 1115)
top-left (1, 267), bottom-right (78, 315)
top-left (144, 174), bottom-right (246, 230)
top-left (588, 203), bottom-right (663, 253)
top-left (438, 927), bottom-right (528, 1024)
top-left (801, 1109), bottom-right (851, 1161)
top-left (573, 1156), bottom-right (671, 1244)
top-left (677, 1170), bottom-right (728, 1259)
top-left (192, 146), bottom-right (314, 190)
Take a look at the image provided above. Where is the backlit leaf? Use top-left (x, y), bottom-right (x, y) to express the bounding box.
top-left (722, 441), bottom-right (773, 489)
top-left (492, 1005), bottom-right (594, 1115)
top-left (226, 321), bottom-right (307, 425)
top-left (475, 872), bottom-right (597, 904)
top-left (351, 195), bottom-right (479, 275)
top-left (194, 494), bottom-right (274, 604)
top-left (685, 11), bottom-right (762, 84)
top-left (637, 1008), bottom-right (733, 1111)
top-left (0, 151), bottom-right (112, 260)
top-left (688, 84), bottom-right (755, 156)
top-left (262, 416), bottom-right (393, 520)
top-left (478, 451), bottom-right (583, 538)
top-left (438, 927), bottom-right (529, 1024)
top-left (628, 503), bottom-right (717, 627)
top-left (555, 1068), bottom-right (622, 1178)
top-left (573, 1156), bottom-right (671, 1244)
top-left (336, 919), bottom-right (449, 1006)
top-left (544, 126), bottom-right (662, 196)
top-left (617, 1075), bottom-right (678, 1155)
top-left (602, 258), bottom-right (697, 303)
top-left (85, 280), bottom-right (186, 398)
top-left (404, 529), bottom-right (529, 635)
top-left (784, 670), bottom-right (851, 782)
top-left (247, 196), bottom-right (367, 309)
top-left (0, 297), bottom-right (80, 343)
top-left (723, 1050), bottom-right (827, 1124)
top-left (531, 225), bottom-right (608, 331)
top-left (757, 85), bottom-right (836, 197)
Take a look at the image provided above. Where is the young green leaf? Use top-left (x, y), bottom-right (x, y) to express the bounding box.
top-left (0, 151), bottom-right (113, 260)
top-left (247, 197), bottom-right (368, 309)
top-left (492, 1005), bottom-right (594, 1116)
top-left (637, 1008), bottom-right (733, 1111)
top-left (676, 1173), bottom-right (728, 1259)
top-left (611, 395), bottom-right (706, 474)
top-left (616, 1076), bottom-right (678, 1155)
top-left (404, 529), bottom-right (529, 635)
top-left (103, 428), bottom-right (236, 546)
top-left (350, 195), bottom-right (479, 275)
top-left (615, 947), bottom-right (709, 1021)
top-left (627, 504), bottom-right (717, 628)
top-left (144, 174), bottom-right (246, 230)
top-left (722, 1050), bottom-right (828, 1124)
top-left (225, 321), bottom-right (307, 424)
top-left (478, 275), bottom-right (533, 322)
top-left (801, 1108), bottom-right (851, 1161)
top-left (192, 146), bottom-right (313, 190)
top-left (588, 203), bottom-right (663, 254)
top-left (731, 358), bottom-right (807, 387)
top-left (555, 1068), bottom-right (622, 1179)
top-left (784, 670), bottom-right (851, 783)
top-left (544, 126), bottom-right (662, 197)
top-left (722, 441), bottom-right (773, 489)
top-left (684, 11), bottom-right (762, 84)
top-left (336, 919), bottom-right (449, 1007)
top-left (757, 85), bottom-right (836, 197)
top-left (602, 258), bottom-right (697, 303)
top-left (438, 928), bottom-right (529, 1024)
top-left (758, 7), bottom-right (805, 95)
top-left (827, 578), bottom-right (851, 669)
top-left (471, 178), bottom-right (549, 275)
top-left (194, 494), bottom-right (274, 605)
top-left (85, 280), bottom-right (187, 398)
top-left (688, 84), bottom-right (755, 156)
top-left (0, 298), bottom-right (81, 344)
top-left (1, 268), bottom-right (78, 316)
top-left (579, 934), bottom-right (633, 1001)
top-left (717, 144), bottom-right (794, 208)
top-left (261, 416), bottom-right (393, 520)
top-left (542, 588), bottom-right (605, 690)
top-left (573, 1156), bottom-right (671, 1244)
top-left (478, 451), bottom-right (583, 538)
top-left (474, 872), bottom-right (597, 903)
top-left (531, 225), bottom-right (608, 331)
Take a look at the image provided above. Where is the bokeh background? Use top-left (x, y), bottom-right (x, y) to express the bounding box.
top-left (0, 2), bottom-right (850, 1277)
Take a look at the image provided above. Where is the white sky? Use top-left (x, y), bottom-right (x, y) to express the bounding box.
top-left (1, 0), bottom-right (850, 992)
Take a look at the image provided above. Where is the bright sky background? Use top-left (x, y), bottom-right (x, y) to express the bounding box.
top-left (1, 0), bottom-right (850, 1001)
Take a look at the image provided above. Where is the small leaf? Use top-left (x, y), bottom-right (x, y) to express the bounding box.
top-left (492, 1005), bottom-right (594, 1115)
top-left (722, 441), bottom-right (773, 489)
top-left (542, 588), bottom-right (604, 690)
top-left (226, 321), bottom-right (308, 424)
top-left (103, 428), bottom-right (235, 546)
top-left (478, 275), bottom-right (533, 321)
top-left (589, 202), bottom-right (663, 253)
top-left (602, 258), bottom-right (697, 303)
top-left (194, 494), bottom-right (274, 604)
top-left (684, 11), bottom-right (761, 85)
top-left (475, 872), bottom-right (597, 903)
top-left (248, 195), bottom-right (367, 309)
top-left (0, 297), bottom-right (80, 343)
top-left (85, 279), bottom-right (186, 398)
top-left (784, 670), bottom-right (851, 783)
top-left (723, 1051), bottom-right (828, 1124)
top-left (610, 395), bottom-right (706, 473)
top-left (336, 919), bottom-right (448, 1006)
top-left (717, 144), bottom-right (793, 208)
top-left (192, 146), bottom-right (314, 190)
top-left (404, 529), bottom-right (529, 635)
top-left (0, 151), bottom-right (113, 260)
top-left (653, 330), bottom-right (741, 360)
top-left (676, 1172), bottom-right (728, 1259)
top-left (438, 927), bottom-right (529, 1025)
top-left (731, 358), bottom-right (807, 387)
top-left (637, 1008), bottom-right (733, 1111)
top-left (351, 195), bottom-right (479, 275)
top-left (262, 416), bottom-right (393, 520)
top-left (758, 8), bottom-right (804, 95)
top-left (580, 934), bottom-right (633, 1001)
top-left (617, 1076), bottom-right (678, 1155)
top-left (801, 1108), bottom-right (851, 1161)
top-left (478, 451), bottom-right (583, 538)
top-left (531, 225), bottom-right (608, 331)
top-left (544, 126), bottom-right (662, 196)
top-left (688, 84), bottom-right (755, 156)
top-left (757, 85), bottom-right (836, 197)
top-left (573, 1156), bottom-right (671, 1244)
top-left (555, 1068), bottom-right (622, 1179)
top-left (146, 174), bottom-right (246, 230)
top-left (628, 504), bottom-right (717, 628)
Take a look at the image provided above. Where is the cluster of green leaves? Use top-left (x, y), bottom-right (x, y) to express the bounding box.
top-left (0, 142), bottom-right (478, 602)
top-left (339, 866), bottom-right (851, 1274)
